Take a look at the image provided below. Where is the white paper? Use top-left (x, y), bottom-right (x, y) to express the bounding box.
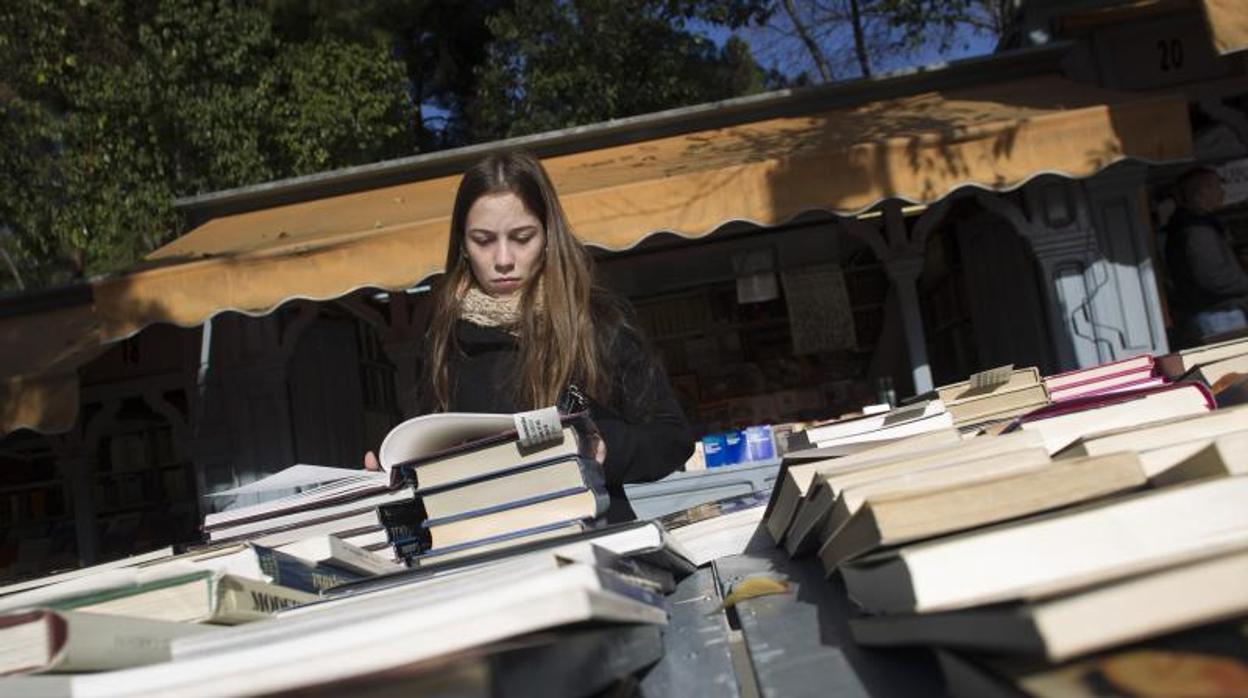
top-left (513, 406), bottom-right (564, 449)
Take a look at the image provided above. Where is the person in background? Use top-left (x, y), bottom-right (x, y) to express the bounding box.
top-left (1164, 167), bottom-right (1248, 345)
top-left (365, 151), bottom-right (692, 521)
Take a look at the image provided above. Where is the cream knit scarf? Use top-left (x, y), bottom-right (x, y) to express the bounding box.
top-left (459, 280), bottom-right (544, 330)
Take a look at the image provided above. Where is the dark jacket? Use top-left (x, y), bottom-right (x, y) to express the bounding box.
top-left (419, 318), bottom-right (693, 522)
top-left (1165, 208), bottom-right (1248, 318)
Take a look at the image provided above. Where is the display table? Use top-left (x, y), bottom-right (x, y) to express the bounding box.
top-left (624, 459), bottom-right (781, 519)
top-left (642, 547), bottom-right (943, 697)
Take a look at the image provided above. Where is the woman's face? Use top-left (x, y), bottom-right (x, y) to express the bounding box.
top-left (463, 192), bottom-right (546, 297)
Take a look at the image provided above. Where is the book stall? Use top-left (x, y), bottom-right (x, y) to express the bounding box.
top-left (0, 334), bottom-right (1245, 696)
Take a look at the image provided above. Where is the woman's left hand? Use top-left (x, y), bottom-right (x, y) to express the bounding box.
top-left (592, 433), bottom-right (607, 466)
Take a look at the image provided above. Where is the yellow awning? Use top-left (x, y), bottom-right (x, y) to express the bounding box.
top-left (101, 75), bottom-right (1190, 341)
top-left (1, 303), bottom-right (103, 434)
top-left (1202, 0), bottom-right (1248, 54)
top-left (1, 74), bottom-right (1193, 435)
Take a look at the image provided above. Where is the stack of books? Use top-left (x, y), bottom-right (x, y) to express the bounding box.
top-left (842, 461), bottom-right (1248, 697)
top-left (0, 522), bottom-right (694, 694)
top-left (935, 366), bottom-right (1051, 430)
top-left (1160, 334), bottom-right (1248, 407)
top-left (1043, 354), bottom-right (1164, 403)
top-left (759, 338), bottom-right (1248, 697)
top-left (782, 399), bottom-right (955, 456)
top-left (0, 538), bottom-right (390, 627)
top-left (0, 535), bottom-right (413, 681)
top-left (374, 411), bottom-right (611, 567)
top-left (201, 469), bottom-right (408, 553)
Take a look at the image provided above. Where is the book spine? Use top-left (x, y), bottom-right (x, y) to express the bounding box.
top-left (376, 499), bottom-right (427, 541)
top-left (324, 538), bottom-right (396, 576)
top-left (421, 485), bottom-right (592, 528)
top-left (401, 450), bottom-right (587, 495)
top-left (415, 518), bottom-right (591, 559)
top-left (210, 576), bottom-right (318, 624)
top-left (1049, 376), bottom-right (1164, 401)
top-left (250, 546), bottom-right (362, 594)
top-left (391, 537), bottom-right (426, 562)
top-left (1045, 355), bottom-right (1154, 385)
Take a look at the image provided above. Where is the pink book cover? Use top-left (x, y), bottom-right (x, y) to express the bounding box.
top-left (1043, 354), bottom-right (1156, 392)
top-left (1049, 375), bottom-right (1169, 402)
top-left (1012, 381), bottom-right (1215, 426)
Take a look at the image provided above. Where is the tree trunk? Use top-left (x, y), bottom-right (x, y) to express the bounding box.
top-left (781, 0), bottom-right (833, 83)
top-left (848, 0), bottom-right (871, 78)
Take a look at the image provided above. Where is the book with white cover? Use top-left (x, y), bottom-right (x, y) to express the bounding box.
top-left (200, 543), bottom-right (657, 631)
top-left (802, 410), bottom-right (956, 453)
top-left (1151, 430), bottom-right (1248, 486)
top-left (818, 452), bottom-right (1145, 573)
top-left (779, 428), bottom-right (961, 463)
top-left (841, 476), bottom-right (1248, 614)
top-left (329, 520), bottom-right (694, 600)
top-left (811, 447), bottom-right (1052, 555)
top-left (1057, 403), bottom-right (1248, 460)
top-left (780, 431), bottom-right (1046, 553)
top-left (208, 488), bottom-right (410, 543)
top-left (1018, 383), bottom-right (1214, 454)
top-left (206, 464), bottom-right (369, 499)
top-left (658, 491), bottom-right (770, 566)
top-left (0, 610), bottom-right (219, 675)
top-left (785, 400), bottom-right (949, 451)
top-left (1156, 335), bottom-right (1248, 378)
top-left (764, 429), bottom-right (965, 544)
top-left (1189, 351), bottom-right (1248, 388)
top-left (938, 367), bottom-right (1041, 402)
top-left (275, 535), bottom-right (402, 576)
top-left (850, 546), bottom-right (1248, 663)
top-left (249, 510), bottom-right (384, 548)
top-left (46, 563), bottom-right (665, 698)
top-left (0, 568), bottom-right (316, 626)
top-left (0, 547), bottom-right (177, 599)
top-left (205, 475), bottom-right (391, 530)
top-left (378, 412), bottom-right (595, 491)
top-left (378, 412), bottom-right (523, 472)
top-left (142, 542), bottom-right (358, 593)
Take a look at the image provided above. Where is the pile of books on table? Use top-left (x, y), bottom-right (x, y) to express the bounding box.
top-left (0, 406), bottom-right (715, 695)
top-left (198, 409), bottom-right (612, 569)
top-left (200, 465), bottom-right (410, 554)
top-left (373, 410), bottom-right (611, 566)
top-left (0, 520), bottom-right (694, 695)
top-left (762, 335), bottom-right (1248, 697)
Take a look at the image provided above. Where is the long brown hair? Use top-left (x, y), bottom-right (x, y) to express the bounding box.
top-left (426, 151), bottom-right (621, 411)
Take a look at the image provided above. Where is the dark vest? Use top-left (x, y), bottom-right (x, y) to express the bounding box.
top-left (1165, 208), bottom-right (1229, 314)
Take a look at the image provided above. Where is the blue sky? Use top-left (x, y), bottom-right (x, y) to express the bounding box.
top-left (691, 15), bottom-right (999, 82)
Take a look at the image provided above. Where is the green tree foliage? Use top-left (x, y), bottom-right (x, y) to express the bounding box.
top-left (0, 0), bottom-right (775, 288)
top-left (264, 0), bottom-right (510, 149)
top-left (471, 0), bottom-right (783, 140)
top-left (0, 0), bottom-right (415, 285)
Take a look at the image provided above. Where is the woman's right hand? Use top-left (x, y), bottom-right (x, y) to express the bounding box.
top-left (363, 451), bottom-right (382, 472)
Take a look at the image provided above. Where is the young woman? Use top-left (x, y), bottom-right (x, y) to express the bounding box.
top-left (367, 151), bottom-right (693, 521)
